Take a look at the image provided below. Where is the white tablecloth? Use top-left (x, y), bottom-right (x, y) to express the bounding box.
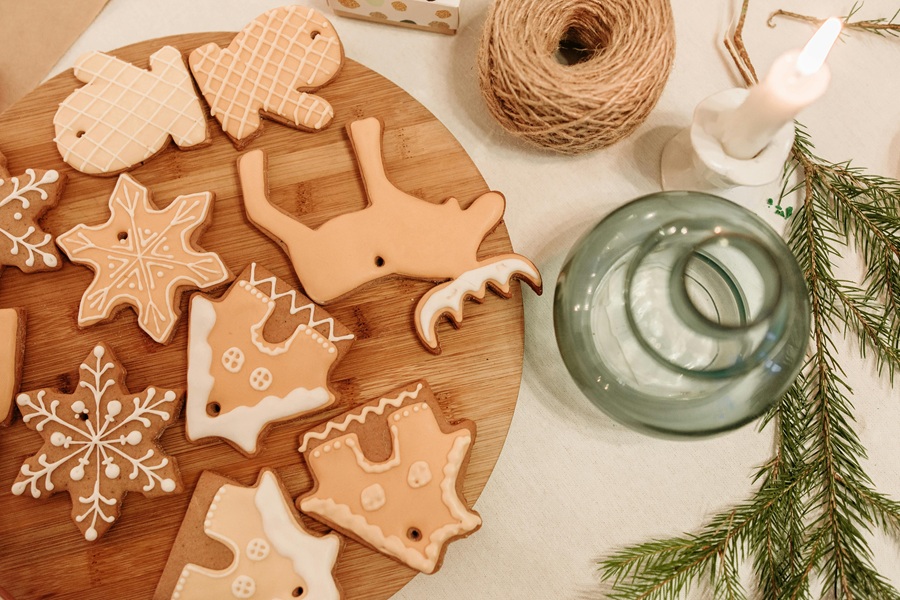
top-left (49, 0), bottom-right (900, 596)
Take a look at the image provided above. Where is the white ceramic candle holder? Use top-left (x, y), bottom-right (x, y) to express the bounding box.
top-left (660, 88), bottom-right (795, 206)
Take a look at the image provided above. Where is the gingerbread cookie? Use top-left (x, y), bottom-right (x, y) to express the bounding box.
top-left (0, 150), bottom-right (64, 275)
top-left (297, 381), bottom-right (481, 574)
top-left (11, 344), bottom-right (182, 541)
top-left (186, 263), bottom-right (354, 456)
top-left (0, 308), bottom-right (25, 427)
top-left (54, 46), bottom-right (209, 176)
top-left (56, 173), bottom-right (232, 344)
top-left (189, 5), bottom-right (344, 148)
top-left (154, 469), bottom-right (343, 600)
top-left (238, 117), bottom-right (542, 354)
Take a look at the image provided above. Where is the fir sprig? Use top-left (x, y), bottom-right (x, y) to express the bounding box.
top-left (768, 2), bottom-right (900, 37)
top-left (599, 2), bottom-right (900, 598)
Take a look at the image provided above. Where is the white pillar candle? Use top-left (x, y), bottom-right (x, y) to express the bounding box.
top-left (718, 17), bottom-right (842, 160)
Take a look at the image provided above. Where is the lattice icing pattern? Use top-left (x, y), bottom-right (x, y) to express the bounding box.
top-left (189, 5), bottom-right (344, 146)
top-left (53, 46), bottom-right (208, 175)
top-left (11, 344), bottom-right (182, 541)
top-left (170, 469), bottom-right (342, 600)
top-left (56, 174), bottom-right (232, 344)
top-left (298, 381), bottom-right (481, 574)
top-left (328, 0), bottom-right (459, 34)
top-left (186, 263), bottom-right (354, 456)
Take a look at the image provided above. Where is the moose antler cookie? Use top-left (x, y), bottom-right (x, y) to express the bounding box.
top-left (238, 117), bottom-right (543, 353)
top-left (297, 381), bottom-right (481, 574)
top-left (155, 469), bottom-right (343, 600)
top-left (186, 263), bottom-right (354, 456)
top-left (54, 46), bottom-right (209, 175)
top-left (190, 5), bottom-right (344, 148)
top-left (0, 150), bottom-right (64, 276)
top-left (56, 174), bottom-right (232, 344)
top-left (12, 344), bottom-right (182, 541)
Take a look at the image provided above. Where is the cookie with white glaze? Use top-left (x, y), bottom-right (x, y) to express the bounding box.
top-left (154, 469), bottom-right (343, 600)
top-left (186, 263), bottom-right (354, 456)
top-left (297, 380), bottom-right (481, 574)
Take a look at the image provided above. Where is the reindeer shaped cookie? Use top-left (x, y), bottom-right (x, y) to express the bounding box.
top-left (190, 5), bottom-right (344, 148)
top-left (54, 46), bottom-right (209, 175)
top-left (238, 117), bottom-right (542, 353)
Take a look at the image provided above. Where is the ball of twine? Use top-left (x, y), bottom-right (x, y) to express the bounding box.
top-left (478, 0), bottom-right (676, 155)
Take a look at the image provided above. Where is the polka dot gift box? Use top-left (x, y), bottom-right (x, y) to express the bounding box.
top-left (327, 0), bottom-right (460, 35)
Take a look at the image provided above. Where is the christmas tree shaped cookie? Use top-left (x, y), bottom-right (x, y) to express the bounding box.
top-left (155, 469), bottom-right (343, 600)
top-left (11, 344), bottom-right (183, 541)
top-left (56, 173), bottom-right (232, 344)
top-left (298, 381), bottom-right (481, 574)
top-left (186, 263), bottom-right (354, 456)
top-left (0, 150), bottom-right (64, 277)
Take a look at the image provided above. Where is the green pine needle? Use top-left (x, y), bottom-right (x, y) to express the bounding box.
top-left (598, 4), bottom-right (900, 598)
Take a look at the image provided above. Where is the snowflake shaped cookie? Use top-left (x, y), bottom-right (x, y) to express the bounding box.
top-left (12, 344), bottom-right (183, 541)
top-left (0, 151), bottom-right (64, 275)
top-left (56, 174), bottom-right (232, 343)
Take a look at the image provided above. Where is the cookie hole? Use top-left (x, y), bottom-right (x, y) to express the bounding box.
top-left (77, 412), bottom-right (89, 421)
top-left (76, 130), bottom-right (86, 139)
top-left (375, 256), bottom-right (385, 268)
top-left (117, 231), bottom-right (129, 241)
top-left (310, 30), bottom-right (320, 39)
top-left (292, 587), bottom-right (305, 598)
top-left (206, 402), bottom-right (221, 417)
top-left (406, 527), bottom-right (422, 542)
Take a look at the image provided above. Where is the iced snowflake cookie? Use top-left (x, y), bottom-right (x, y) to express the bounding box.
top-left (297, 381), bottom-right (481, 574)
top-left (154, 469), bottom-right (343, 600)
top-left (11, 344), bottom-right (182, 541)
top-left (186, 263), bottom-right (354, 456)
top-left (238, 117), bottom-right (543, 354)
top-left (189, 5), bottom-right (344, 149)
top-left (0, 150), bottom-right (64, 276)
top-left (56, 173), bottom-right (232, 344)
top-left (54, 46), bottom-right (209, 176)
top-left (0, 308), bottom-right (25, 427)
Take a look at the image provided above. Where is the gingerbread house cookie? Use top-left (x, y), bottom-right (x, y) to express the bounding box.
top-left (297, 381), bottom-right (481, 574)
top-left (155, 469), bottom-right (343, 600)
top-left (186, 263), bottom-right (354, 456)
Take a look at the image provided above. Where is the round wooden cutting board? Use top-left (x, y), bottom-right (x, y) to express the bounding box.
top-left (0, 33), bottom-right (528, 600)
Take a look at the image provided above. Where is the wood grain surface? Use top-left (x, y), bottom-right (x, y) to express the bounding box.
top-left (0, 33), bottom-right (527, 600)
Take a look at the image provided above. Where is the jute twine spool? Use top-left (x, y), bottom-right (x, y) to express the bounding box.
top-left (478, 0), bottom-right (676, 155)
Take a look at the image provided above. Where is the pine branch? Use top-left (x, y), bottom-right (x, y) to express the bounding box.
top-left (768, 2), bottom-right (900, 37)
top-left (599, 1), bottom-right (900, 598)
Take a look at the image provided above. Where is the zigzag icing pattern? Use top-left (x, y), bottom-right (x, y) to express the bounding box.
top-left (298, 383), bottom-right (423, 452)
top-left (246, 263), bottom-right (353, 343)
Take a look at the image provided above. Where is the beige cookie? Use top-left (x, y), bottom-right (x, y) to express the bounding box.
top-left (298, 380), bottom-right (481, 574)
top-left (238, 117), bottom-right (542, 354)
top-left (0, 308), bottom-right (25, 427)
top-left (54, 46), bottom-right (209, 176)
top-left (190, 5), bottom-right (344, 148)
top-left (12, 344), bottom-right (183, 541)
top-left (56, 173), bottom-right (232, 344)
top-left (186, 263), bottom-right (354, 456)
top-left (155, 469), bottom-right (343, 600)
